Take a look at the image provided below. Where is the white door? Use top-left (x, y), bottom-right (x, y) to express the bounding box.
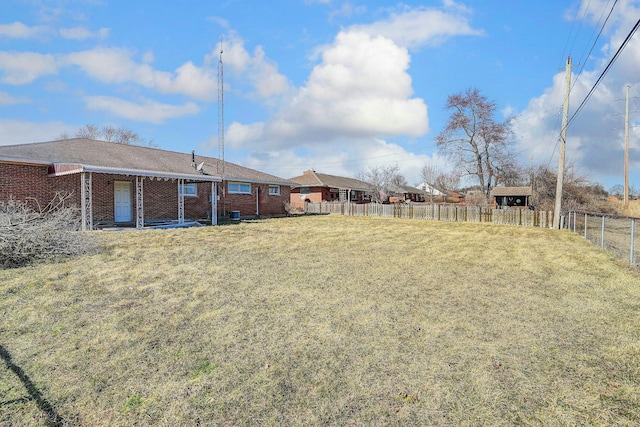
top-left (114, 181), bottom-right (132, 222)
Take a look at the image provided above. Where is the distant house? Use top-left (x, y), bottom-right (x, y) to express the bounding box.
top-left (491, 186), bottom-right (533, 208)
top-left (386, 183), bottom-right (426, 203)
top-left (416, 182), bottom-right (445, 197)
top-left (0, 139), bottom-right (294, 229)
top-left (289, 170), bottom-right (373, 206)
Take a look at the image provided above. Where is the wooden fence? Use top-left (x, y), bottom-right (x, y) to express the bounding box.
top-left (302, 202), bottom-right (554, 228)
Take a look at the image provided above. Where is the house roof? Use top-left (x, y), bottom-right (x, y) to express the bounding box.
top-left (490, 186), bottom-right (533, 197)
top-left (0, 139), bottom-right (294, 185)
top-left (386, 183), bottom-right (424, 195)
top-left (290, 170), bottom-right (373, 192)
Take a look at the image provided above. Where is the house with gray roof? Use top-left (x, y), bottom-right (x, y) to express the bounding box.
top-left (0, 138), bottom-right (294, 229)
top-left (386, 183), bottom-right (426, 203)
top-left (490, 186), bottom-right (533, 208)
top-left (289, 170), bottom-right (374, 207)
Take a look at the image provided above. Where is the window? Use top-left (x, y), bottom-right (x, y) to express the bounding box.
top-left (228, 182), bottom-right (251, 194)
top-left (268, 185), bottom-right (280, 195)
top-left (180, 182), bottom-right (197, 196)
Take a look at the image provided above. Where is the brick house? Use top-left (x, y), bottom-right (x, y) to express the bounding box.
top-left (289, 170), bottom-right (373, 208)
top-left (386, 183), bottom-right (426, 203)
top-left (0, 138), bottom-right (293, 229)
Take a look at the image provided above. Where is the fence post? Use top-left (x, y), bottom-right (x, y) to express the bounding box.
top-left (601, 215), bottom-right (605, 248)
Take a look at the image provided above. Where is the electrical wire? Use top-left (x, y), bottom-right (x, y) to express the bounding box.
top-left (572, 0), bottom-right (617, 92)
top-left (566, 18), bottom-right (640, 130)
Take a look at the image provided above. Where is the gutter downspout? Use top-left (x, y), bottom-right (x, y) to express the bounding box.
top-left (256, 185), bottom-right (259, 217)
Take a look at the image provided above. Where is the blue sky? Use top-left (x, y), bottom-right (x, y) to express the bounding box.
top-left (1, 0), bottom-right (639, 190)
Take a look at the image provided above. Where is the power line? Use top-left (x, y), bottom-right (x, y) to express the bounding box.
top-left (566, 18), bottom-right (640, 131)
top-left (572, 0), bottom-right (617, 92)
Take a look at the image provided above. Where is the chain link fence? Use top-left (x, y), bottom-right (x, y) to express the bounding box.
top-left (566, 210), bottom-right (639, 268)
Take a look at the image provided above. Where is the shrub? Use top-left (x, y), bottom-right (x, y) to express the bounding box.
top-left (0, 193), bottom-right (98, 268)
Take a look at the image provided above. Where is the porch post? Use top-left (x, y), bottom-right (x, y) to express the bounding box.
top-left (178, 178), bottom-right (185, 224)
top-left (80, 172), bottom-right (93, 231)
top-left (211, 181), bottom-right (218, 225)
top-left (136, 176), bottom-right (144, 229)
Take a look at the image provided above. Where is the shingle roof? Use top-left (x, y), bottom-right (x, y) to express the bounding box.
top-left (0, 138), bottom-right (294, 185)
top-left (289, 170), bottom-right (373, 191)
top-left (490, 186), bottom-right (533, 197)
top-left (386, 183), bottom-right (423, 194)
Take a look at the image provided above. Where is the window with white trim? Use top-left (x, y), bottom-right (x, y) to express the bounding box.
top-left (268, 185), bottom-right (280, 195)
top-left (228, 182), bottom-right (251, 194)
top-left (180, 182), bottom-right (198, 196)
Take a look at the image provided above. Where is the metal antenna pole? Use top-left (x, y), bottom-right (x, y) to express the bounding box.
top-left (218, 35), bottom-right (226, 216)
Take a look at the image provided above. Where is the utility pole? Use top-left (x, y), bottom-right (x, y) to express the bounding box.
top-left (554, 56), bottom-right (571, 229)
top-left (624, 84), bottom-right (630, 209)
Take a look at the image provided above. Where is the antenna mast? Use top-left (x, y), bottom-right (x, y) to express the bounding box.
top-left (217, 34), bottom-right (226, 215)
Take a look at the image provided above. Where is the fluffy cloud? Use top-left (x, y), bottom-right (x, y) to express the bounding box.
top-left (224, 30), bottom-right (428, 151)
top-left (64, 48), bottom-right (218, 101)
top-left (208, 33), bottom-right (291, 100)
top-left (84, 96), bottom-right (200, 124)
top-left (0, 22), bottom-right (48, 38)
top-left (350, 1), bottom-right (483, 49)
top-left (0, 52), bottom-right (57, 84)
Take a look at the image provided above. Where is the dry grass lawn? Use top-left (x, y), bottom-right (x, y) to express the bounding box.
top-left (1, 215), bottom-right (639, 426)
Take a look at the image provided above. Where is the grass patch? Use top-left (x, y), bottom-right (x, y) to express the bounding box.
top-left (1, 215), bottom-right (639, 425)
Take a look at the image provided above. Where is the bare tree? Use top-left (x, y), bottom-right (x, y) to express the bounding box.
top-left (532, 164), bottom-right (617, 213)
top-left (60, 124), bottom-right (156, 147)
top-left (436, 88), bottom-right (519, 197)
top-left (358, 164), bottom-right (405, 203)
top-left (434, 170), bottom-right (461, 194)
top-left (420, 162), bottom-right (457, 202)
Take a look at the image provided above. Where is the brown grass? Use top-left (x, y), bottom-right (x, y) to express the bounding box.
top-left (1, 215), bottom-right (639, 426)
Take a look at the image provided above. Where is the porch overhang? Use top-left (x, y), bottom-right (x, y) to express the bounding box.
top-left (48, 163), bottom-right (222, 182)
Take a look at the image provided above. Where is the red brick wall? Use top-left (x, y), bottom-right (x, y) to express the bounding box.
top-left (2, 162), bottom-right (287, 222)
top-left (1, 163), bottom-right (53, 209)
top-left (218, 182), bottom-right (290, 217)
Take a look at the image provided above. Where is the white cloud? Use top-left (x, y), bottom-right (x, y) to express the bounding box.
top-left (59, 26), bottom-right (109, 40)
top-left (64, 47), bottom-right (218, 101)
top-left (0, 92), bottom-right (30, 106)
top-left (0, 22), bottom-right (48, 38)
top-left (0, 52), bottom-right (58, 84)
top-left (329, 2), bottom-right (367, 21)
top-left (207, 16), bottom-right (230, 29)
top-left (84, 96), bottom-right (200, 124)
top-left (0, 119), bottom-right (68, 145)
top-left (219, 30), bottom-right (428, 152)
top-left (349, 2), bottom-right (483, 49)
top-left (207, 32), bottom-right (291, 100)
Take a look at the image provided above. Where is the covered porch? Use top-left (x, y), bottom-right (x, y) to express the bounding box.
top-left (48, 163), bottom-right (221, 231)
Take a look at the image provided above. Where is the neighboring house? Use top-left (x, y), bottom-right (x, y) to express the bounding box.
top-left (386, 183), bottom-right (426, 203)
top-left (446, 190), bottom-right (466, 203)
top-left (289, 170), bottom-right (373, 206)
top-left (490, 186), bottom-right (533, 208)
top-left (416, 182), bottom-right (445, 197)
top-left (0, 138), bottom-right (293, 229)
